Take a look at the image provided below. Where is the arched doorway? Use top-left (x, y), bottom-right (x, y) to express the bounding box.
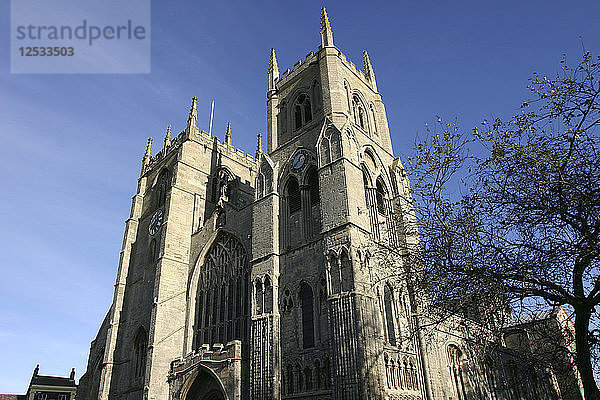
top-left (184, 368), bottom-right (227, 400)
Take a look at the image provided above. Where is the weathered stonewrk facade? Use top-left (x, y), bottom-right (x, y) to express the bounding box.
top-left (77, 9), bottom-right (574, 400)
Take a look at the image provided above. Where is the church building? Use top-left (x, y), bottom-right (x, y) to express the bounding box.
top-left (77, 9), bottom-right (571, 400)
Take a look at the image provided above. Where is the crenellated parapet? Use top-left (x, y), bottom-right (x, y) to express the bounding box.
top-left (274, 46), bottom-right (376, 93)
top-left (169, 341), bottom-right (243, 400)
top-left (276, 51), bottom-right (318, 89)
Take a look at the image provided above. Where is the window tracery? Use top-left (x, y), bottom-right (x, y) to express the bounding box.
top-left (293, 93), bottom-right (312, 130)
top-left (352, 95), bottom-right (367, 131)
top-left (194, 231), bottom-right (248, 348)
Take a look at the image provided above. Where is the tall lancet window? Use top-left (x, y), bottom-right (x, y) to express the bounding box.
top-left (384, 285), bottom-right (397, 346)
top-left (293, 94), bottom-right (312, 130)
top-left (448, 345), bottom-right (469, 400)
top-left (133, 328), bottom-right (147, 379)
top-left (300, 283), bottom-right (315, 348)
top-left (376, 177), bottom-right (388, 215)
top-left (352, 95), bottom-right (366, 130)
top-left (156, 169), bottom-right (170, 207)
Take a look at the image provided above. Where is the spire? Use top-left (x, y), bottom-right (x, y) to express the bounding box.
top-left (363, 50), bottom-right (377, 91)
top-left (187, 96), bottom-right (198, 134)
top-left (256, 133), bottom-right (263, 158)
top-left (268, 48), bottom-right (279, 92)
top-left (164, 124), bottom-right (172, 148)
top-left (225, 122), bottom-right (232, 145)
top-left (141, 137), bottom-right (153, 175)
top-left (320, 7), bottom-right (334, 48)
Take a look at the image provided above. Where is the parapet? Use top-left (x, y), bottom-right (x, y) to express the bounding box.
top-left (170, 340), bottom-right (242, 374)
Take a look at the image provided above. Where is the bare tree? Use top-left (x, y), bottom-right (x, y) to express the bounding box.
top-left (404, 52), bottom-right (600, 399)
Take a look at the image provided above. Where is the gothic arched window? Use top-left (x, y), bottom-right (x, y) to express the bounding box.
top-left (264, 275), bottom-right (273, 313)
top-left (300, 283), bottom-right (315, 348)
top-left (376, 177), bottom-right (387, 215)
top-left (286, 178), bottom-right (301, 214)
top-left (195, 231), bottom-right (249, 348)
top-left (156, 169), bottom-right (169, 207)
top-left (448, 345), bottom-right (469, 400)
top-left (340, 250), bottom-right (353, 292)
top-left (148, 239), bottom-right (157, 264)
top-left (293, 93), bottom-right (312, 130)
top-left (133, 328), bottom-right (147, 379)
top-left (384, 285), bottom-right (397, 346)
top-left (306, 167), bottom-right (320, 205)
top-left (352, 95), bottom-right (366, 130)
top-left (370, 103), bottom-right (378, 135)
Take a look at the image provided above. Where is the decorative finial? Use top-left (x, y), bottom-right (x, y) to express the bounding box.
top-left (141, 137), bottom-right (153, 175)
top-left (268, 48), bottom-right (280, 92)
top-left (187, 96), bottom-right (198, 134)
top-left (320, 8), bottom-right (334, 47)
top-left (70, 368), bottom-right (75, 380)
top-left (363, 50), bottom-right (377, 91)
top-left (164, 124), bottom-right (172, 148)
top-left (225, 122), bottom-right (232, 145)
top-left (256, 133), bottom-right (263, 158)
top-left (145, 137), bottom-right (153, 158)
top-left (34, 365), bottom-right (39, 376)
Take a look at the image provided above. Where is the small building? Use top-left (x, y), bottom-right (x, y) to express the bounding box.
top-left (25, 366), bottom-right (77, 400)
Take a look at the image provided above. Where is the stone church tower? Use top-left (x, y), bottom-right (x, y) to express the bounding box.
top-left (77, 8), bottom-right (568, 400)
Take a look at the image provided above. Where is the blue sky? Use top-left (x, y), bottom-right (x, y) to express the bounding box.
top-left (1, 0), bottom-right (599, 393)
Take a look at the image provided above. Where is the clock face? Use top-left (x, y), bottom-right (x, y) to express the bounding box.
top-left (292, 152), bottom-right (306, 171)
top-left (149, 209), bottom-right (163, 235)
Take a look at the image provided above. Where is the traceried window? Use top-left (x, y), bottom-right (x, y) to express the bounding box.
top-left (195, 231), bottom-right (249, 348)
top-left (352, 95), bottom-right (366, 130)
top-left (293, 93), bottom-right (312, 130)
top-left (133, 328), bottom-right (147, 379)
top-left (156, 169), bottom-right (170, 207)
top-left (287, 178), bottom-right (301, 214)
top-left (448, 345), bottom-right (470, 400)
top-left (300, 283), bottom-right (315, 348)
top-left (376, 177), bottom-right (387, 215)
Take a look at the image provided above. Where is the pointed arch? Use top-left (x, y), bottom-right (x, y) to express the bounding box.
top-left (340, 248), bottom-right (353, 292)
top-left (156, 168), bottom-right (170, 207)
top-left (299, 282), bottom-right (315, 348)
top-left (264, 275), bottom-right (273, 313)
top-left (352, 94), bottom-right (368, 132)
top-left (312, 80), bottom-right (322, 110)
top-left (181, 365), bottom-right (227, 400)
top-left (293, 93), bottom-right (312, 130)
top-left (319, 136), bottom-right (331, 166)
top-left (330, 129), bottom-right (342, 160)
top-left (192, 230), bottom-right (249, 350)
top-left (255, 278), bottom-right (264, 315)
top-left (448, 344), bottom-right (470, 400)
top-left (369, 102), bottom-right (378, 135)
top-left (376, 176), bottom-right (388, 215)
top-left (132, 327), bottom-right (147, 379)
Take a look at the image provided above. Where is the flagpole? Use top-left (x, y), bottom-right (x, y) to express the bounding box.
top-left (208, 100), bottom-right (215, 135)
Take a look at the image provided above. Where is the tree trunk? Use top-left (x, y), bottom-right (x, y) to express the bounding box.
top-left (574, 306), bottom-right (599, 400)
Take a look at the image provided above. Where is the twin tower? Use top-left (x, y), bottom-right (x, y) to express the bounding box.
top-left (78, 9), bottom-right (422, 400)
